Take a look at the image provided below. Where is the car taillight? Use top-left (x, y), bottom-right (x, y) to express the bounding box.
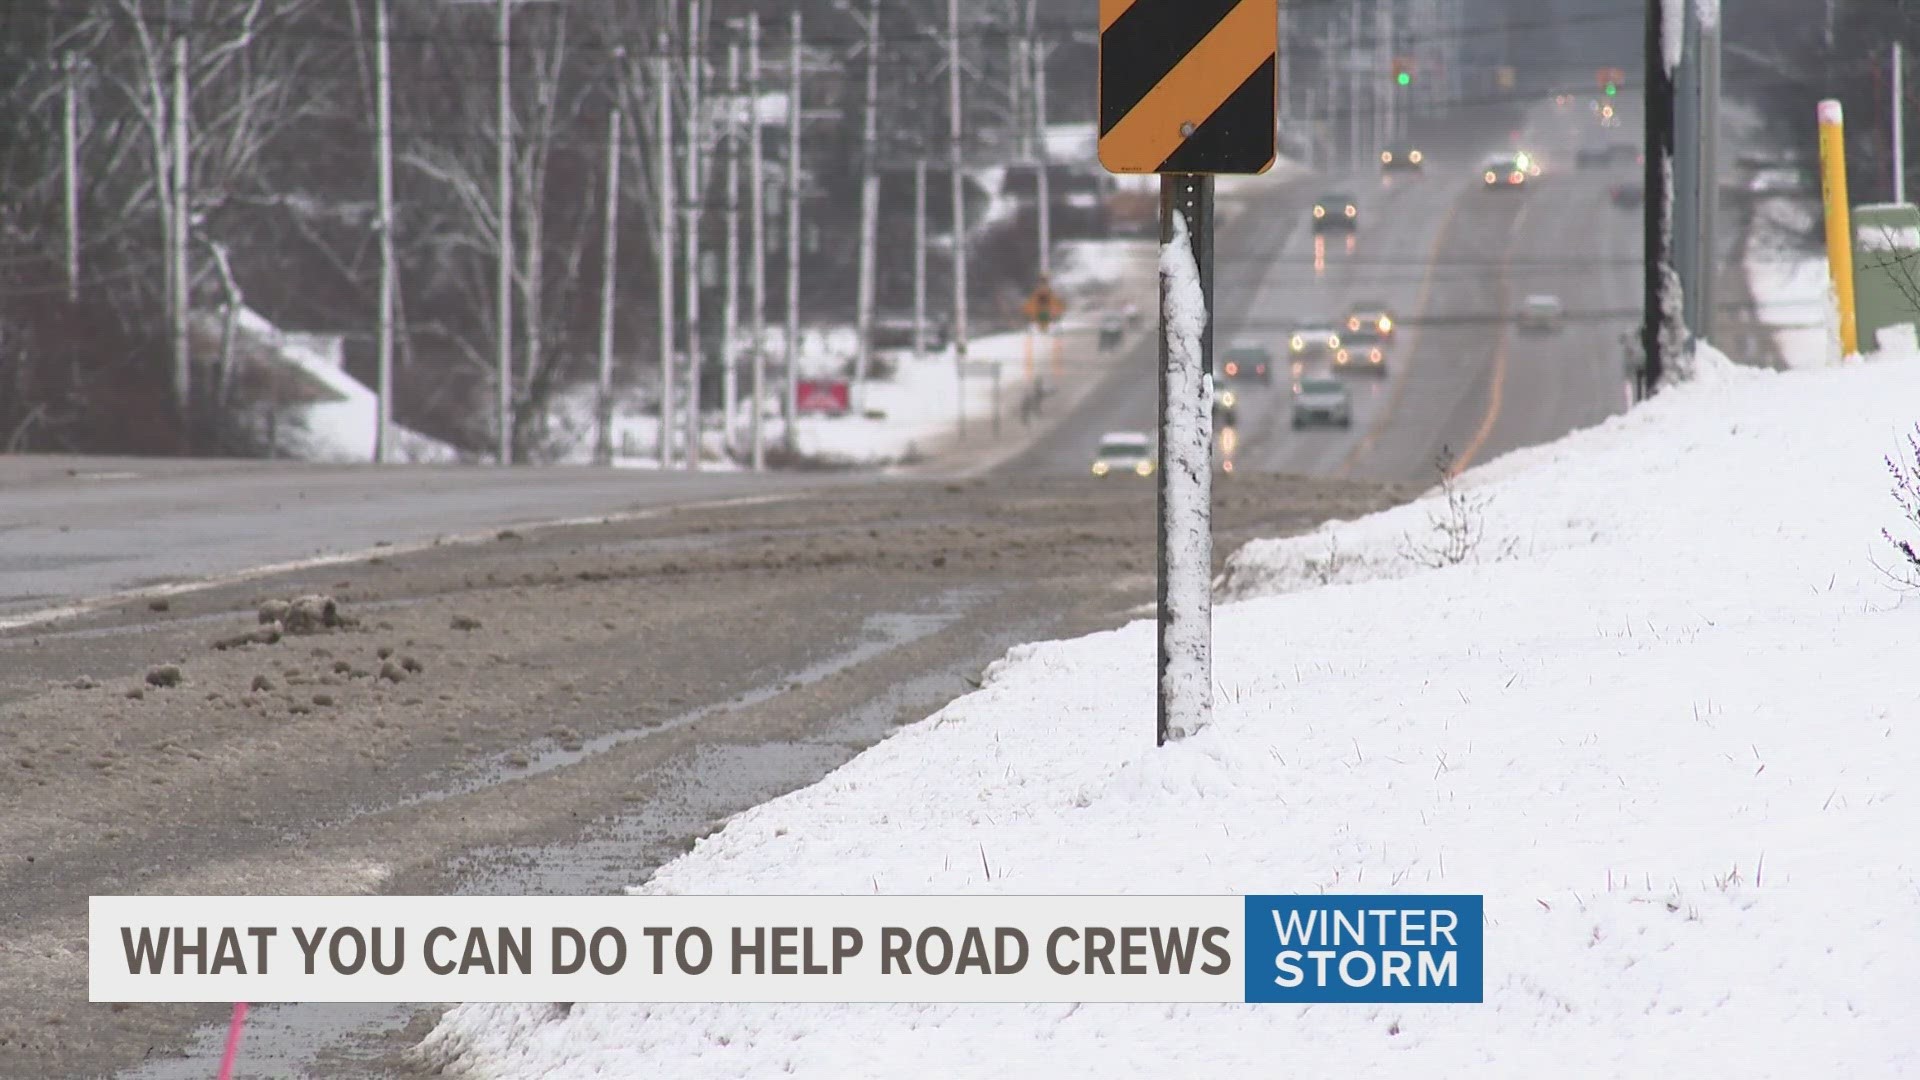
top-left (1510, 171), bottom-right (1524, 183)
top-left (1225, 362), bottom-right (1239, 376)
top-left (1256, 364), bottom-right (1266, 375)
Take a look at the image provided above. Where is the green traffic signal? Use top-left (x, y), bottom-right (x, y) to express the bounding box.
top-left (1396, 71), bottom-right (1411, 86)
top-left (1604, 82), bottom-right (1617, 96)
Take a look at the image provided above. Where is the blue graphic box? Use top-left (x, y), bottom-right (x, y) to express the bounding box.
top-left (1243, 894), bottom-right (1484, 1003)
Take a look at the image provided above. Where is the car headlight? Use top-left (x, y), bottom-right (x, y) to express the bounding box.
top-left (1347, 317), bottom-right (1361, 331)
top-left (1091, 461), bottom-right (1109, 476)
top-left (1369, 349), bottom-right (1382, 362)
top-left (1328, 334), bottom-right (1341, 348)
top-left (1312, 205), bottom-right (1326, 218)
top-left (1410, 150), bottom-right (1423, 164)
top-left (1290, 335), bottom-right (1304, 350)
top-left (1135, 460), bottom-right (1154, 477)
top-left (1335, 349), bottom-right (1350, 364)
top-left (1485, 171), bottom-right (1497, 183)
top-left (1345, 204), bottom-right (1357, 217)
top-left (1379, 315), bottom-right (1393, 332)
top-left (1219, 390), bottom-right (1237, 408)
top-left (1381, 150), bottom-right (1393, 163)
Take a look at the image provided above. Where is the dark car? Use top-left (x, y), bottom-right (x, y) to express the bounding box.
top-left (1575, 145), bottom-right (1611, 169)
top-left (1219, 341), bottom-right (1275, 385)
top-left (1312, 193), bottom-right (1359, 232)
top-left (1380, 144), bottom-right (1425, 174)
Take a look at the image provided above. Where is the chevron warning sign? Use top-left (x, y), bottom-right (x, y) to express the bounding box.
top-left (1097, 0), bottom-right (1278, 176)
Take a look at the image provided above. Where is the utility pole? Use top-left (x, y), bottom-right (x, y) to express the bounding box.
top-left (1699, 15), bottom-right (1721, 342)
top-left (1034, 41), bottom-right (1052, 280)
top-left (949, 0), bottom-right (971, 439)
top-left (62, 53), bottom-right (80, 304)
top-left (785, 10), bottom-right (803, 454)
top-left (913, 158), bottom-right (928, 368)
top-left (1376, 0), bottom-right (1391, 149)
top-left (1896, 41), bottom-right (1907, 204)
top-left (172, 30), bottom-right (191, 437)
top-left (494, 0), bottom-right (514, 465)
top-left (1347, 1), bottom-right (1361, 172)
top-left (374, 0), bottom-right (395, 464)
top-left (1277, 6), bottom-right (1289, 129)
top-left (1674, 0), bottom-right (1700, 339)
top-left (683, 0), bottom-right (705, 472)
top-left (748, 12), bottom-right (767, 472)
top-left (723, 43), bottom-right (742, 458)
top-left (656, 45), bottom-right (677, 468)
top-left (1643, 0), bottom-right (1678, 393)
top-left (853, 0), bottom-right (882, 413)
top-left (596, 103), bottom-right (622, 467)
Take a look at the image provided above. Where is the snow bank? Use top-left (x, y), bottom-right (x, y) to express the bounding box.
top-left (1745, 182), bottom-right (1836, 369)
top-left (228, 309), bottom-right (458, 464)
top-left (421, 339), bottom-right (1920, 1079)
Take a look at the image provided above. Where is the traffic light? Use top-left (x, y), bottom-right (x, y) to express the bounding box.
top-left (1392, 57), bottom-right (1414, 87)
top-left (1604, 80), bottom-right (1617, 96)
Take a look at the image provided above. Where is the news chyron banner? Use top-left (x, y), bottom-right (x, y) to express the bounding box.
top-left (91, 895), bottom-right (1483, 1005)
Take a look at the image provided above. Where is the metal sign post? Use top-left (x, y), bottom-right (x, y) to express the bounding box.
top-left (1098, 0), bottom-right (1275, 745)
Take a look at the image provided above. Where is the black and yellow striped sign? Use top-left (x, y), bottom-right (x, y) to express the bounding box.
top-left (1097, 0), bottom-right (1278, 176)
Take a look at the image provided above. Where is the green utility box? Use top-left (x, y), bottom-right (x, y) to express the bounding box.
top-left (1852, 202), bottom-right (1920, 353)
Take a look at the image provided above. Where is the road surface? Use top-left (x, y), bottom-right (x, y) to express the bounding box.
top-left (1009, 93), bottom-right (1752, 487)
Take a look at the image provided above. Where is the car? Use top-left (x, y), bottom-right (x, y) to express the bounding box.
top-left (1097, 314), bottom-right (1125, 352)
top-left (1291, 376), bottom-right (1353, 429)
top-left (1312, 192), bottom-right (1359, 231)
top-left (1575, 144), bottom-right (1611, 169)
top-left (1610, 182), bottom-right (1644, 208)
top-left (1344, 303), bottom-right (1395, 340)
top-left (1380, 144), bottom-right (1425, 174)
top-left (1333, 337), bottom-right (1388, 375)
top-left (1480, 153), bottom-right (1528, 189)
top-left (1288, 327), bottom-right (1345, 371)
top-left (1090, 431), bottom-right (1155, 478)
top-left (1219, 340), bottom-right (1275, 385)
top-left (1517, 293), bottom-right (1565, 332)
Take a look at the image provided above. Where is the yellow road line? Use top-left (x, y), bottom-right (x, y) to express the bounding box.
top-left (1335, 193), bottom-right (1465, 479)
top-left (1451, 202), bottom-right (1532, 475)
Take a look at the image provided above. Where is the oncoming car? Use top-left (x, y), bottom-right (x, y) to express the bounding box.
top-left (1090, 431), bottom-right (1155, 478)
top-left (1345, 302), bottom-right (1395, 340)
top-left (1311, 193), bottom-right (1359, 232)
top-left (1288, 327), bottom-right (1344, 369)
top-left (1517, 293), bottom-right (1565, 332)
top-left (1380, 144), bottom-right (1425, 174)
top-left (1480, 153), bottom-right (1528, 189)
top-left (1291, 376), bottom-right (1353, 429)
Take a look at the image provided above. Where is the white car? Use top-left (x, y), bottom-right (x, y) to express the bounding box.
top-left (1517, 294), bottom-right (1565, 332)
top-left (1290, 377), bottom-right (1353, 429)
top-left (1091, 431), bottom-right (1155, 477)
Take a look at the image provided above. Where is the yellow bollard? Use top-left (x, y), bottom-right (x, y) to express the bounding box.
top-left (1818, 99), bottom-right (1860, 357)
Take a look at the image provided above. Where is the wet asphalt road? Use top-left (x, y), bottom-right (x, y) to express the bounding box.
top-left (0, 472), bottom-right (1409, 1079)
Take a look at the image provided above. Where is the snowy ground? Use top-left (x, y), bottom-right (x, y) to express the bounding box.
top-left (1744, 173), bottom-right (1838, 368)
top-left (421, 317), bottom-right (1920, 1074)
top-left (547, 238), bottom-right (1157, 469)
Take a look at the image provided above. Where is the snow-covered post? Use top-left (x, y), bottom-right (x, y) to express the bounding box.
top-left (1156, 175), bottom-right (1214, 745)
